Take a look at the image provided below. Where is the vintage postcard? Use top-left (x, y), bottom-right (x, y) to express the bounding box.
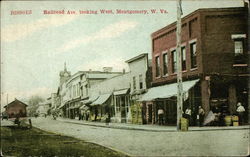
top-left (1, 0), bottom-right (249, 156)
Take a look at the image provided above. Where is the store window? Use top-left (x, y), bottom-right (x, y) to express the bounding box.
top-left (116, 97), bottom-right (121, 112)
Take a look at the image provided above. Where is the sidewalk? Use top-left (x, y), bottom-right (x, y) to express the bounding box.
top-left (56, 117), bottom-right (250, 132)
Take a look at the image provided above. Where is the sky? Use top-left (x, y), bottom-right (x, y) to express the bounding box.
top-left (0, 0), bottom-right (244, 106)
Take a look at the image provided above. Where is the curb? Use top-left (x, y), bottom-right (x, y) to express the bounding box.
top-left (56, 119), bottom-right (250, 132)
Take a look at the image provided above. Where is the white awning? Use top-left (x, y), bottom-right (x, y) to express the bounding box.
top-left (90, 93), bottom-right (111, 106)
top-left (80, 99), bottom-right (89, 104)
top-left (113, 88), bottom-right (129, 96)
top-left (58, 103), bottom-right (66, 109)
top-left (82, 95), bottom-right (99, 105)
top-left (140, 79), bottom-right (199, 101)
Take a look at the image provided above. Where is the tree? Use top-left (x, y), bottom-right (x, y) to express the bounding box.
top-left (27, 95), bottom-right (44, 116)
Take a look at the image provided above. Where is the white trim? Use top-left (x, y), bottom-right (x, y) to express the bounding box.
top-left (190, 68), bottom-right (198, 71)
top-left (170, 47), bottom-right (176, 52)
top-left (162, 50), bottom-right (168, 55)
top-left (231, 34), bottom-right (246, 39)
top-left (189, 38), bottom-right (197, 44)
top-left (233, 64), bottom-right (248, 67)
top-left (154, 53), bottom-right (160, 57)
top-left (181, 42), bottom-right (187, 47)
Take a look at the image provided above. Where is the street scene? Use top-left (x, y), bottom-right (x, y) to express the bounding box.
top-left (1, 0), bottom-right (250, 156)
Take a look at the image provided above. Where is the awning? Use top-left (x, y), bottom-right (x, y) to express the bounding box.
top-left (58, 104), bottom-right (65, 109)
top-left (90, 93), bottom-right (111, 106)
top-left (80, 104), bottom-right (89, 110)
top-left (80, 99), bottom-right (90, 104)
top-left (69, 106), bottom-right (80, 109)
top-left (113, 88), bottom-right (129, 96)
top-left (139, 79), bottom-right (199, 101)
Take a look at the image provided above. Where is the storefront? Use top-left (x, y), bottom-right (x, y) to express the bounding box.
top-left (113, 89), bottom-right (130, 123)
top-left (89, 93), bottom-right (112, 121)
top-left (208, 75), bottom-right (248, 125)
top-left (140, 79), bottom-right (200, 126)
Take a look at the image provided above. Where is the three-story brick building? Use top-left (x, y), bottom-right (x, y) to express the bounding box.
top-left (141, 7), bottom-right (248, 126)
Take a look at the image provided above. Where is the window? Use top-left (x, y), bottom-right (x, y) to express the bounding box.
top-left (181, 47), bottom-right (186, 71)
top-left (234, 40), bottom-right (243, 55)
top-left (163, 53), bottom-right (168, 75)
top-left (171, 50), bottom-right (177, 73)
top-left (73, 85), bottom-right (76, 97)
top-left (139, 74), bottom-right (143, 89)
top-left (190, 42), bottom-right (197, 68)
top-left (133, 76), bottom-right (136, 90)
top-left (116, 97), bottom-right (121, 112)
top-left (155, 56), bottom-right (160, 77)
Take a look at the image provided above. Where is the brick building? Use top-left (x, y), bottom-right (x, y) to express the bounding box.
top-left (141, 7), bottom-right (248, 126)
top-left (4, 99), bottom-right (28, 118)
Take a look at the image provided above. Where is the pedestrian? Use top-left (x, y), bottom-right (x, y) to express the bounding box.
top-left (185, 107), bottom-right (192, 126)
top-left (236, 102), bottom-right (245, 125)
top-left (212, 105), bottom-right (221, 126)
top-left (105, 113), bottom-right (110, 125)
top-left (198, 106), bottom-right (205, 127)
top-left (158, 108), bottom-right (164, 125)
top-left (79, 113), bottom-right (81, 120)
top-left (86, 110), bottom-right (90, 121)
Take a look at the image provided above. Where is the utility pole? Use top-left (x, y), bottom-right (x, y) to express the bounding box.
top-left (176, 0), bottom-right (183, 131)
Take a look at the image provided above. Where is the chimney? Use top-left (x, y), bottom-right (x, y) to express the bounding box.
top-left (89, 69), bottom-right (92, 72)
top-left (122, 69), bottom-right (126, 74)
top-left (103, 67), bottom-right (112, 72)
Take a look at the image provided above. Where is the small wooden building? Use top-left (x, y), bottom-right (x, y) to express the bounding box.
top-left (4, 99), bottom-right (28, 118)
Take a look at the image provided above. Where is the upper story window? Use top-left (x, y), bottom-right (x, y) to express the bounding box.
top-left (139, 74), bottom-right (143, 89)
top-left (231, 34), bottom-right (246, 64)
top-left (171, 50), bottom-right (177, 73)
top-left (155, 56), bottom-right (160, 77)
top-left (77, 84), bottom-right (80, 96)
top-left (190, 42), bottom-right (197, 69)
top-left (73, 85), bottom-right (76, 98)
top-left (234, 40), bottom-right (243, 56)
top-left (163, 53), bottom-right (168, 75)
top-left (181, 46), bottom-right (186, 71)
top-left (133, 76), bottom-right (136, 90)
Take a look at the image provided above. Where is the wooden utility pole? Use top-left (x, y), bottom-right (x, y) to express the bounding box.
top-left (176, 0), bottom-right (183, 131)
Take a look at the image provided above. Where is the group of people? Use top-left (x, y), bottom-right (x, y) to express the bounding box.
top-left (157, 102), bottom-right (246, 126)
top-left (78, 110), bottom-right (90, 121)
top-left (183, 106), bottom-right (205, 127)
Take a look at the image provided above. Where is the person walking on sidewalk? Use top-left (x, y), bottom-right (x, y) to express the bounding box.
top-left (236, 102), bottom-right (245, 125)
top-left (158, 108), bottom-right (164, 125)
top-left (105, 113), bottom-right (110, 125)
top-left (198, 106), bottom-right (205, 127)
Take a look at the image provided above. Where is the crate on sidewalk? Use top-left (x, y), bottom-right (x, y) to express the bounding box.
top-left (181, 118), bottom-right (188, 131)
top-left (232, 116), bottom-right (239, 126)
top-left (224, 116), bottom-right (232, 126)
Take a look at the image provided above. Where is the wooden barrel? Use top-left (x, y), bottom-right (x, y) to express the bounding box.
top-left (224, 116), bottom-right (232, 126)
